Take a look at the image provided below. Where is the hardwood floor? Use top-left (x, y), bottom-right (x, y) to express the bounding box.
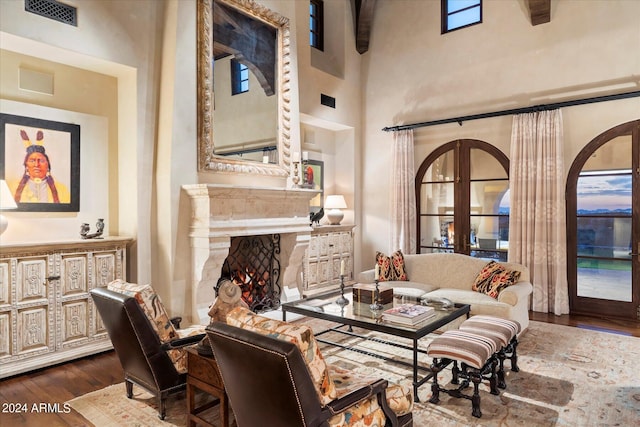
top-left (529, 311), bottom-right (640, 337)
top-left (0, 350), bottom-right (124, 427)
top-left (0, 313), bottom-right (637, 427)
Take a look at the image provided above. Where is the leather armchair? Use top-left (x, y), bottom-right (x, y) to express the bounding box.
top-left (91, 286), bottom-right (205, 419)
top-left (207, 308), bottom-right (414, 427)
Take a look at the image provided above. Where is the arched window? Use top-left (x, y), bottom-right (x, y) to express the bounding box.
top-left (416, 139), bottom-right (510, 260)
top-left (566, 120), bottom-right (639, 320)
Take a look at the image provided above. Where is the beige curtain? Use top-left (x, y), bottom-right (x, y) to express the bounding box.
top-left (390, 129), bottom-right (417, 254)
top-left (509, 110), bottom-right (569, 315)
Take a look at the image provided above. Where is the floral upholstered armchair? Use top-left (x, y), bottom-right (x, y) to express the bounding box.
top-left (207, 307), bottom-right (414, 427)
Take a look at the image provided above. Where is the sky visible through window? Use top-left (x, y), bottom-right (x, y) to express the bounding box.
top-left (447, 0), bottom-right (481, 31)
top-left (577, 171), bottom-right (632, 212)
top-left (498, 171), bottom-right (632, 214)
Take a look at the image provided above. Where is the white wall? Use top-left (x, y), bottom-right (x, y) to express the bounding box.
top-left (0, 0), bottom-right (165, 290)
top-left (0, 100), bottom-right (109, 242)
top-left (2, 0), bottom-right (637, 321)
top-left (360, 0), bottom-right (640, 263)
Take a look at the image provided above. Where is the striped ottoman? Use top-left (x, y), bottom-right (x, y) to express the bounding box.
top-left (427, 330), bottom-right (499, 418)
top-left (459, 315), bottom-right (520, 389)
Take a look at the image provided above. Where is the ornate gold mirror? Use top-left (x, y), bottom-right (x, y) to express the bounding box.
top-left (197, 0), bottom-right (291, 176)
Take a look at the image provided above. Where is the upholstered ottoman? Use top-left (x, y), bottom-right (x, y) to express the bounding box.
top-left (459, 315), bottom-right (520, 389)
top-left (427, 330), bottom-right (499, 418)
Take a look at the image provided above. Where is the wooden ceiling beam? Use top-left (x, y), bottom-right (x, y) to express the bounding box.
top-left (528, 0), bottom-right (551, 26)
top-left (353, 0), bottom-right (376, 54)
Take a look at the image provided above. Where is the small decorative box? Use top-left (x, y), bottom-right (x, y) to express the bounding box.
top-left (352, 283), bottom-right (394, 305)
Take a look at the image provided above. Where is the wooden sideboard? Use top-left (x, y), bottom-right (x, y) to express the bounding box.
top-left (0, 237), bottom-right (132, 378)
top-left (303, 225), bottom-right (355, 296)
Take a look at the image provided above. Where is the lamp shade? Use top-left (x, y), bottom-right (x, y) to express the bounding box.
top-left (0, 180), bottom-right (17, 236)
top-left (0, 180), bottom-right (17, 210)
top-left (325, 195), bottom-right (347, 225)
top-left (324, 195), bottom-right (347, 209)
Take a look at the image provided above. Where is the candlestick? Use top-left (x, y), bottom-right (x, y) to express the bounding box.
top-left (335, 274), bottom-right (349, 306)
top-left (369, 277), bottom-right (383, 311)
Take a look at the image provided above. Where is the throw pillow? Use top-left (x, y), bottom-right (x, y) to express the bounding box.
top-left (375, 250), bottom-right (409, 281)
top-left (472, 261), bottom-right (521, 299)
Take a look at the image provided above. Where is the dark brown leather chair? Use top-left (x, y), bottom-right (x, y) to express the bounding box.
top-left (91, 287), bottom-right (205, 419)
top-left (207, 321), bottom-right (413, 427)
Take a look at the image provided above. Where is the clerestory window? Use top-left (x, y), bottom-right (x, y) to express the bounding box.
top-left (310, 0), bottom-right (324, 51)
top-left (442, 0), bottom-right (482, 34)
top-left (231, 59), bottom-right (249, 95)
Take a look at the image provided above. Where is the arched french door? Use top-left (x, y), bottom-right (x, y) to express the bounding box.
top-left (416, 139), bottom-right (510, 260)
top-left (566, 120), bottom-right (640, 320)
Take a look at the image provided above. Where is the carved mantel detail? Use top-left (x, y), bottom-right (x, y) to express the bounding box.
top-left (183, 184), bottom-right (319, 323)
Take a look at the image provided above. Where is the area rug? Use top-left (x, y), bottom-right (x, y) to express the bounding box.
top-left (68, 320), bottom-right (640, 426)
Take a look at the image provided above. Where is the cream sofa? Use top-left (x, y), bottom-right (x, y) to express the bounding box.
top-left (358, 253), bottom-right (533, 332)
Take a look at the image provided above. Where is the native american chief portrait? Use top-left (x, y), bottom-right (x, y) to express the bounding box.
top-left (10, 129), bottom-right (70, 204)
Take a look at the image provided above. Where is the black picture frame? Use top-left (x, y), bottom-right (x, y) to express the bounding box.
top-left (302, 159), bottom-right (324, 213)
top-left (0, 113), bottom-right (80, 212)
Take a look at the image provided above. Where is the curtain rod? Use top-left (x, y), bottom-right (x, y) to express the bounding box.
top-left (381, 90), bottom-right (640, 132)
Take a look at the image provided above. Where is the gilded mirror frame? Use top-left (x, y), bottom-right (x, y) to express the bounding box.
top-left (197, 0), bottom-right (291, 176)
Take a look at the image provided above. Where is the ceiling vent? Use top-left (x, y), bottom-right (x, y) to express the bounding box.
top-left (25, 0), bottom-right (77, 26)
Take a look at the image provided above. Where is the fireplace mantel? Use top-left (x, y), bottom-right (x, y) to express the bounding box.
top-left (182, 184), bottom-right (320, 323)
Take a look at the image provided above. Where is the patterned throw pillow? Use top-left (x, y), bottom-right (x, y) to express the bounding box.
top-left (472, 261), bottom-right (521, 299)
top-left (375, 250), bottom-right (409, 281)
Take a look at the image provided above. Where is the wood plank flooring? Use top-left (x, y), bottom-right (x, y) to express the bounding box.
top-left (0, 350), bottom-right (123, 427)
top-left (1, 312), bottom-right (637, 427)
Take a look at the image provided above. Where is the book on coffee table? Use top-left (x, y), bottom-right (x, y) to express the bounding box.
top-left (382, 303), bottom-right (435, 325)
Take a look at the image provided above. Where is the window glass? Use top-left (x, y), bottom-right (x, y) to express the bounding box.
top-left (470, 148), bottom-right (507, 180)
top-left (231, 59), bottom-right (249, 95)
top-left (443, 0), bottom-right (481, 33)
top-left (310, 0), bottom-right (323, 50)
top-left (577, 172), bottom-right (632, 214)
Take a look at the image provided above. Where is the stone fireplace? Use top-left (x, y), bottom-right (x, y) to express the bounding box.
top-left (183, 184), bottom-right (319, 324)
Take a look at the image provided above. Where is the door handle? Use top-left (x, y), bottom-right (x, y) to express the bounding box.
top-left (463, 235), bottom-right (471, 250)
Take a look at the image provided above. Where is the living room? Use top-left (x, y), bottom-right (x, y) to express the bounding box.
top-left (0, 0), bottom-right (638, 425)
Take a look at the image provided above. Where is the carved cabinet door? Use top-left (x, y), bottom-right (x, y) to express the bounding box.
top-left (12, 254), bottom-right (55, 358)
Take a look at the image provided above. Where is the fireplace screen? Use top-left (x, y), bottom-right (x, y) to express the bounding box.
top-left (219, 234), bottom-right (281, 312)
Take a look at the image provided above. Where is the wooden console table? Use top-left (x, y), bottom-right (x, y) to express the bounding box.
top-left (186, 347), bottom-right (229, 427)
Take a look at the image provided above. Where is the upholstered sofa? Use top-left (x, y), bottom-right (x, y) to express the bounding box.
top-left (358, 253), bottom-right (533, 332)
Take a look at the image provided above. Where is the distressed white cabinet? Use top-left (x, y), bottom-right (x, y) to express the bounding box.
top-left (303, 225), bottom-right (355, 296)
top-left (0, 237), bottom-right (131, 378)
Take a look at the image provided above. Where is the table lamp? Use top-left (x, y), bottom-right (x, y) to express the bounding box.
top-left (0, 180), bottom-right (18, 235)
top-left (325, 195), bottom-right (347, 225)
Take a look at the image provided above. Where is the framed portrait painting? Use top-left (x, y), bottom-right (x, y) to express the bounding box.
top-left (302, 159), bottom-right (323, 213)
top-left (0, 113), bottom-right (80, 212)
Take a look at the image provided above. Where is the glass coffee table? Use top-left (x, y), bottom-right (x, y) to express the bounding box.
top-left (281, 290), bottom-right (470, 401)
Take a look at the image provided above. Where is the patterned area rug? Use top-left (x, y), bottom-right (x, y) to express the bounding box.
top-left (68, 320), bottom-right (640, 426)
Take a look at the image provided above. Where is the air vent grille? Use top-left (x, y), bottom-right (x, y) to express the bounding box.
top-left (25, 0), bottom-right (77, 26)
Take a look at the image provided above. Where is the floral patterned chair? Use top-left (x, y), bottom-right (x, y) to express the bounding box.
top-left (90, 280), bottom-right (206, 419)
top-left (206, 307), bottom-right (413, 427)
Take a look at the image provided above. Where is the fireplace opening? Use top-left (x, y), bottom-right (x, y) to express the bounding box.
top-left (217, 234), bottom-right (281, 312)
